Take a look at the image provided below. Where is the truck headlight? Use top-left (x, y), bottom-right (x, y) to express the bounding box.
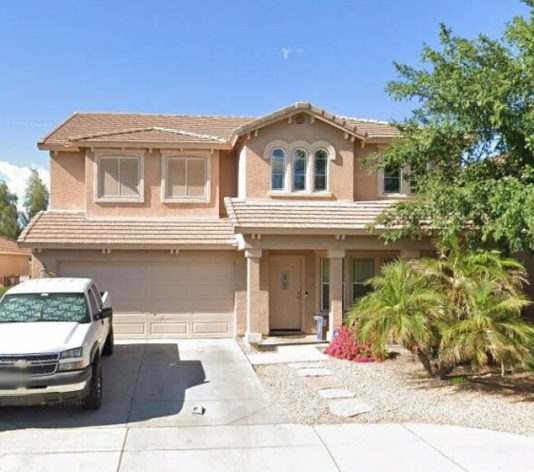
top-left (58, 347), bottom-right (84, 371)
top-left (60, 347), bottom-right (83, 359)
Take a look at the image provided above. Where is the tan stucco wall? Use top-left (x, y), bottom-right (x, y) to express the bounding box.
top-left (241, 118), bottom-right (354, 200)
top-left (84, 149), bottom-right (221, 217)
top-left (219, 150), bottom-right (238, 216)
top-left (353, 143), bottom-right (381, 201)
top-left (50, 151), bottom-right (85, 210)
top-left (0, 254), bottom-right (30, 284)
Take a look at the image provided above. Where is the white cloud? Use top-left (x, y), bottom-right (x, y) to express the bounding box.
top-left (281, 47), bottom-right (303, 59)
top-left (0, 161), bottom-right (49, 211)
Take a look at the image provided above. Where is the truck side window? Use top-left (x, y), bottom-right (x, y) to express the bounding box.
top-left (91, 285), bottom-right (103, 308)
top-left (87, 291), bottom-right (99, 318)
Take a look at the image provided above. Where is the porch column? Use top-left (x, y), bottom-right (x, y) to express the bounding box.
top-left (244, 249), bottom-right (265, 344)
top-left (327, 249), bottom-right (345, 340)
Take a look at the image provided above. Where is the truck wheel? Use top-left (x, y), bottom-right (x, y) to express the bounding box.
top-left (84, 358), bottom-right (103, 410)
top-left (103, 327), bottom-right (114, 356)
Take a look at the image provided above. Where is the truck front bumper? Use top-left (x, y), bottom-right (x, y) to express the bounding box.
top-left (0, 368), bottom-right (91, 406)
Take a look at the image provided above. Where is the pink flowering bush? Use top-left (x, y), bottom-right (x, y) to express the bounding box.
top-left (325, 326), bottom-right (377, 362)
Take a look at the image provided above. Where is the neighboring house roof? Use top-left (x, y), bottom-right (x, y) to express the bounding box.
top-left (38, 103), bottom-right (400, 150)
top-left (224, 198), bottom-right (400, 234)
top-left (18, 212), bottom-right (237, 249)
top-left (0, 236), bottom-right (31, 256)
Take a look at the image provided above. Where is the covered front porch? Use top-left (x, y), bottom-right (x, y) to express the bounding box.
top-left (238, 235), bottom-right (431, 344)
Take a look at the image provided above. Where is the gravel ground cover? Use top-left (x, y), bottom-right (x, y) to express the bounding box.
top-left (252, 346), bottom-right (534, 435)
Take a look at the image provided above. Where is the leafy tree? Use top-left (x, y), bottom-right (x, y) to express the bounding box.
top-left (372, 1), bottom-right (534, 254)
top-left (349, 241), bottom-right (534, 378)
top-left (0, 181), bottom-right (20, 239)
top-left (22, 168), bottom-right (48, 225)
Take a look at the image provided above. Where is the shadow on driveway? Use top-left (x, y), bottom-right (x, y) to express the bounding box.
top-left (0, 343), bottom-right (207, 430)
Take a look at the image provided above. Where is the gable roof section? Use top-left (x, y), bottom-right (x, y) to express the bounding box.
top-left (229, 102), bottom-right (398, 144)
top-left (224, 198), bottom-right (400, 235)
top-left (0, 236), bottom-right (31, 256)
top-left (38, 103), bottom-right (399, 150)
top-left (18, 211), bottom-right (237, 249)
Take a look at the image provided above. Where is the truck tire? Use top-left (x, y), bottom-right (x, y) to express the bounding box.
top-left (103, 327), bottom-right (114, 356)
top-left (83, 357), bottom-right (103, 410)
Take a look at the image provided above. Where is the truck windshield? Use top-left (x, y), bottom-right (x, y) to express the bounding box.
top-left (0, 293), bottom-right (89, 323)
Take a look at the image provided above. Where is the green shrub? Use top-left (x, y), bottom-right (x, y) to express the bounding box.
top-left (348, 238), bottom-right (534, 378)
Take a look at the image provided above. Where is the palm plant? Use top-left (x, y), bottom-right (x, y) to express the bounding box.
top-left (348, 239), bottom-right (534, 379)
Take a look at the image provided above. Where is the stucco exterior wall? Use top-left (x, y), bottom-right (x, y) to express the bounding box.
top-left (84, 149), bottom-right (221, 217)
top-left (0, 254), bottom-right (30, 284)
top-left (50, 151), bottom-right (85, 210)
top-left (353, 143), bottom-right (381, 201)
top-left (218, 150), bottom-right (238, 216)
top-left (242, 118), bottom-right (354, 201)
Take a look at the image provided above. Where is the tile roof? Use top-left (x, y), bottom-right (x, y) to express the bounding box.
top-left (40, 113), bottom-right (253, 147)
top-left (0, 236), bottom-right (31, 256)
top-left (224, 198), bottom-right (400, 233)
top-left (39, 103), bottom-right (400, 148)
top-left (18, 212), bottom-right (237, 249)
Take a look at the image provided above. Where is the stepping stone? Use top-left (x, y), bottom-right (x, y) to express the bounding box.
top-left (318, 388), bottom-right (355, 399)
top-left (297, 368), bottom-right (332, 377)
top-left (288, 362), bottom-right (322, 369)
top-left (304, 376), bottom-right (343, 390)
top-left (328, 398), bottom-right (372, 417)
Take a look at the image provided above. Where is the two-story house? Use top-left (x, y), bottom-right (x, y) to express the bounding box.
top-left (19, 102), bottom-right (434, 342)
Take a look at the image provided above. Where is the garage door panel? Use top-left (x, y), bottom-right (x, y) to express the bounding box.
top-left (58, 254), bottom-right (235, 339)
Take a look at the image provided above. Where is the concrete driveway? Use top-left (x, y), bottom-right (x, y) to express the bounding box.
top-left (0, 340), bottom-right (533, 471)
top-left (0, 339), bottom-right (278, 429)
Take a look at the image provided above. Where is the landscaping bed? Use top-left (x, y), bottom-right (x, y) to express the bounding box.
top-left (253, 346), bottom-right (534, 435)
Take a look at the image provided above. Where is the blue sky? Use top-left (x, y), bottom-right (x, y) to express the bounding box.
top-left (0, 0), bottom-right (528, 190)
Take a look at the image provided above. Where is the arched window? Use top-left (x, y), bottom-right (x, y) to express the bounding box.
top-left (271, 148), bottom-right (286, 190)
top-left (313, 149), bottom-right (328, 191)
top-left (292, 148), bottom-right (307, 191)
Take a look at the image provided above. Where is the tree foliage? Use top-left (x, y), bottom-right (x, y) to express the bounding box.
top-left (22, 168), bottom-right (49, 225)
top-left (0, 181), bottom-right (20, 239)
top-left (373, 2), bottom-right (534, 253)
top-left (348, 241), bottom-right (534, 378)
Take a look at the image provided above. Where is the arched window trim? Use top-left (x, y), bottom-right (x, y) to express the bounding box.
top-left (270, 147), bottom-right (287, 191)
top-left (264, 140), bottom-right (334, 194)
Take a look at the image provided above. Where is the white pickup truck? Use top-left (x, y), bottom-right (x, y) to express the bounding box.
top-left (0, 278), bottom-right (113, 410)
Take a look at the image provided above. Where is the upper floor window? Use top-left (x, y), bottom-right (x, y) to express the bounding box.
top-left (383, 166), bottom-right (402, 194)
top-left (292, 149), bottom-right (307, 191)
top-left (163, 156), bottom-right (208, 201)
top-left (97, 155), bottom-right (142, 200)
top-left (271, 148), bottom-right (286, 190)
top-left (314, 149), bottom-right (328, 192)
top-left (266, 140), bottom-right (333, 194)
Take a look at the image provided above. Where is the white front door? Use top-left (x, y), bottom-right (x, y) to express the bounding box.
top-left (269, 255), bottom-right (303, 330)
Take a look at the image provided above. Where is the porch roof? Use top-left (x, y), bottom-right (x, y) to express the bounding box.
top-left (224, 198), bottom-right (401, 234)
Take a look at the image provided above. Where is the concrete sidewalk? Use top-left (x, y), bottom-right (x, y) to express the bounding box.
top-left (0, 423), bottom-right (532, 472)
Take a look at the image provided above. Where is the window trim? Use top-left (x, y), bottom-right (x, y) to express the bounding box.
top-left (161, 153), bottom-right (211, 203)
top-left (320, 257), bottom-right (330, 312)
top-left (94, 151), bottom-right (144, 203)
top-left (265, 139), bottom-right (334, 196)
top-left (351, 257), bottom-right (376, 302)
top-left (292, 147), bottom-right (308, 192)
top-left (270, 147), bottom-right (287, 191)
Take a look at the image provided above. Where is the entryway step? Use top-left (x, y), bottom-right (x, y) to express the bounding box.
top-left (259, 334), bottom-right (328, 348)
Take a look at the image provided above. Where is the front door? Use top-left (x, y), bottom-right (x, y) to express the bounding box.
top-left (269, 255), bottom-right (303, 330)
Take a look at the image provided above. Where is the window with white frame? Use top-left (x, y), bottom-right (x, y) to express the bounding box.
top-left (164, 156), bottom-right (208, 200)
top-left (292, 148), bottom-right (307, 191)
top-left (271, 148), bottom-right (286, 190)
top-left (267, 141), bottom-right (332, 194)
top-left (313, 149), bottom-right (328, 192)
top-left (320, 257), bottom-right (330, 311)
top-left (352, 258), bottom-right (375, 300)
top-left (97, 156), bottom-right (141, 199)
top-left (383, 165), bottom-right (402, 193)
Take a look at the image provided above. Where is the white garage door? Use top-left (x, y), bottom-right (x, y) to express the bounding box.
top-left (58, 253), bottom-right (235, 339)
